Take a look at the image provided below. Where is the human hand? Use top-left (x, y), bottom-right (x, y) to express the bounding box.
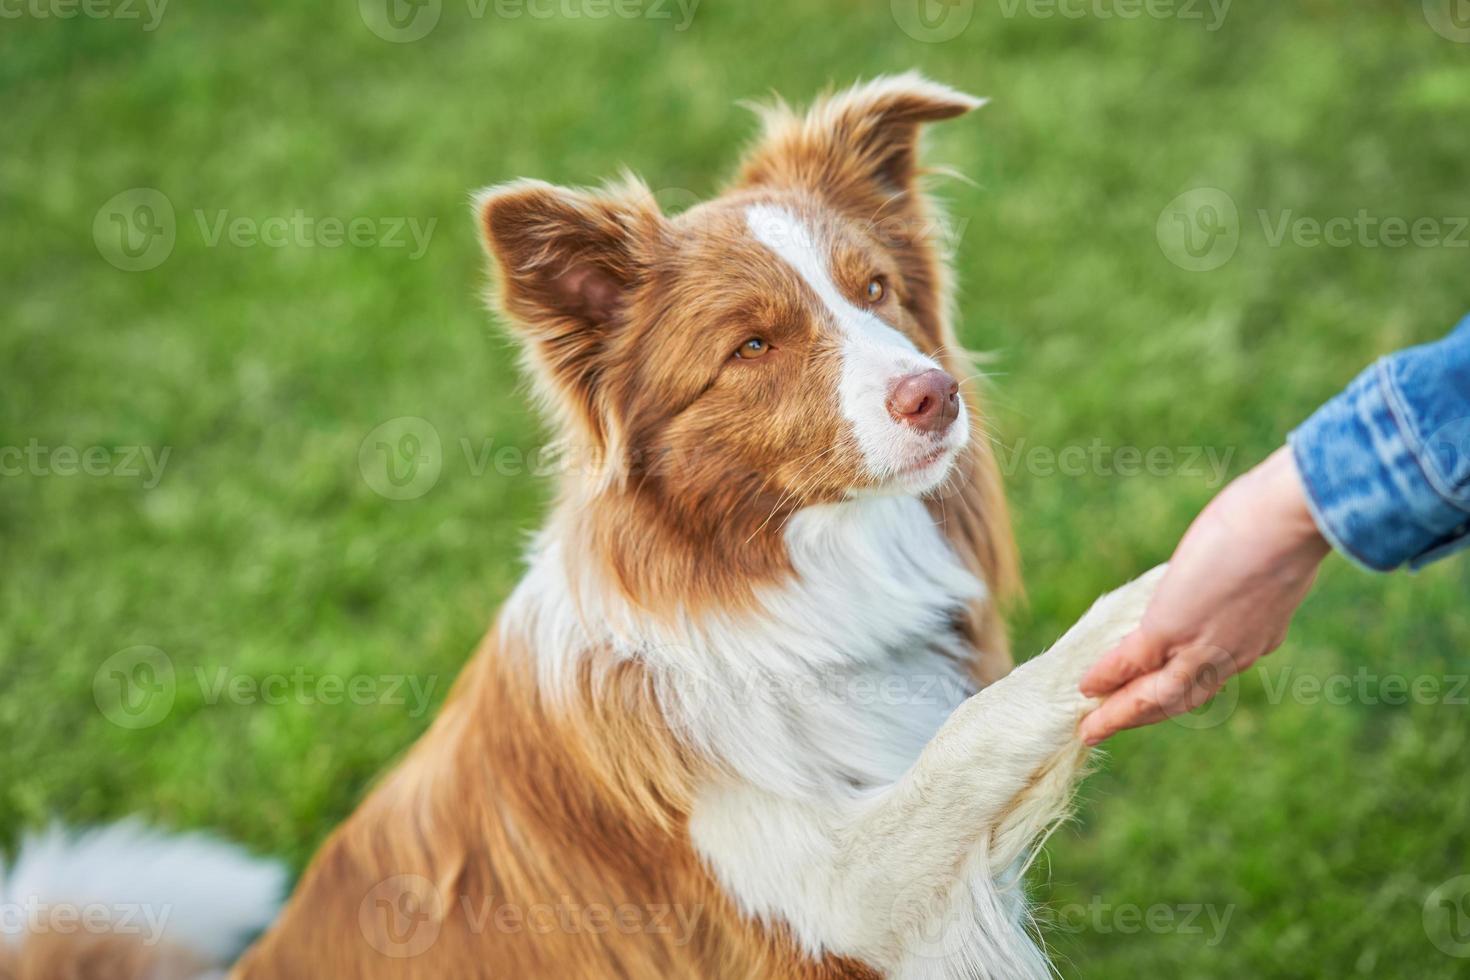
top-left (1077, 447), bottom-right (1331, 744)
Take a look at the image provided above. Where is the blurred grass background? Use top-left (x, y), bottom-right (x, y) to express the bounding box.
top-left (3, 1), bottom-right (1470, 976)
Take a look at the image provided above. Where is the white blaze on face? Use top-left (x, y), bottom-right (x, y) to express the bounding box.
top-left (745, 204), bottom-right (965, 488)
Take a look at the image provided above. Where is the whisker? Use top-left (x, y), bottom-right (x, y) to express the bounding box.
top-left (743, 444), bottom-right (843, 544)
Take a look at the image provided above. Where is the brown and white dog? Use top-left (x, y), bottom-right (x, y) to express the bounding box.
top-left (1, 74), bottom-right (1162, 980)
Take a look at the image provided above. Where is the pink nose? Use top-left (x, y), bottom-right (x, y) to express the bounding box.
top-left (886, 369), bottom-right (960, 434)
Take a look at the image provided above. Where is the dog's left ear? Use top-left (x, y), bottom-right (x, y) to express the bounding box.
top-left (733, 72), bottom-right (983, 220)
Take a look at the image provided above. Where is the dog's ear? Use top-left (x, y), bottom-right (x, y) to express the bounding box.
top-left (732, 72), bottom-right (982, 344)
top-left (733, 72), bottom-right (983, 219)
top-left (475, 177), bottom-right (662, 470)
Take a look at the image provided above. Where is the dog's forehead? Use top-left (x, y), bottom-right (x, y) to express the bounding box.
top-left (672, 197), bottom-right (815, 259)
top-left (662, 195), bottom-right (861, 307)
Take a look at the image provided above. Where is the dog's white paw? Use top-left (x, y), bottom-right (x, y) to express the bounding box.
top-left (1091, 563), bottom-right (1168, 639)
top-left (1037, 564), bottom-right (1168, 697)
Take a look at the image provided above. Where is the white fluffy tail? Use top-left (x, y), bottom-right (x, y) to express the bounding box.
top-left (0, 820), bottom-right (285, 979)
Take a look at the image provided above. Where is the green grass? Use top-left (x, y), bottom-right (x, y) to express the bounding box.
top-left (4, 2), bottom-right (1470, 976)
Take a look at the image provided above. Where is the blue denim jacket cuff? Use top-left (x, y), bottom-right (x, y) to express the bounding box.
top-left (1288, 362), bottom-right (1470, 572)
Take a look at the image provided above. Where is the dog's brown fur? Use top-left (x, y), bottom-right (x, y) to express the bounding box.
top-left (232, 74), bottom-right (1013, 979)
top-left (19, 75), bottom-right (1018, 980)
top-left (232, 635), bottom-right (882, 978)
top-left (0, 928), bottom-right (205, 980)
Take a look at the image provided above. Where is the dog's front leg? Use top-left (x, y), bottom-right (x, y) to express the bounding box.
top-left (692, 567), bottom-right (1164, 977)
top-left (842, 566), bottom-right (1165, 966)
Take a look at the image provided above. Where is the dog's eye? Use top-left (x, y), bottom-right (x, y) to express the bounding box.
top-left (864, 278), bottom-right (886, 303)
top-left (733, 337), bottom-right (771, 360)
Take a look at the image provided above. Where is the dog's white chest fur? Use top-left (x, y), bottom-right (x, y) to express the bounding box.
top-left (675, 495), bottom-right (985, 795)
top-left (506, 495), bottom-right (982, 792)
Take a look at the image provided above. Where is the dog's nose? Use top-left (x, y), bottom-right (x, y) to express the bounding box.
top-left (886, 369), bottom-right (960, 433)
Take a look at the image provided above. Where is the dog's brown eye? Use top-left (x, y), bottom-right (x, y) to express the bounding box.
top-left (865, 278), bottom-right (885, 303)
top-left (734, 337), bottom-right (770, 360)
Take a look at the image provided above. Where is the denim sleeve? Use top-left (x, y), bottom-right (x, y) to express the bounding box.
top-left (1287, 315), bottom-right (1470, 572)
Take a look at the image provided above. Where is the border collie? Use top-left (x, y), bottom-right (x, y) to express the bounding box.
top-left (1, 73), bottom-right (1161, 980)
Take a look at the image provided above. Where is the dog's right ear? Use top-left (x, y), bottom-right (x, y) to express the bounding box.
top-left (733, 72), bottom-right (982, 222)
top-left (475, 178), bottom-right (662, 466)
